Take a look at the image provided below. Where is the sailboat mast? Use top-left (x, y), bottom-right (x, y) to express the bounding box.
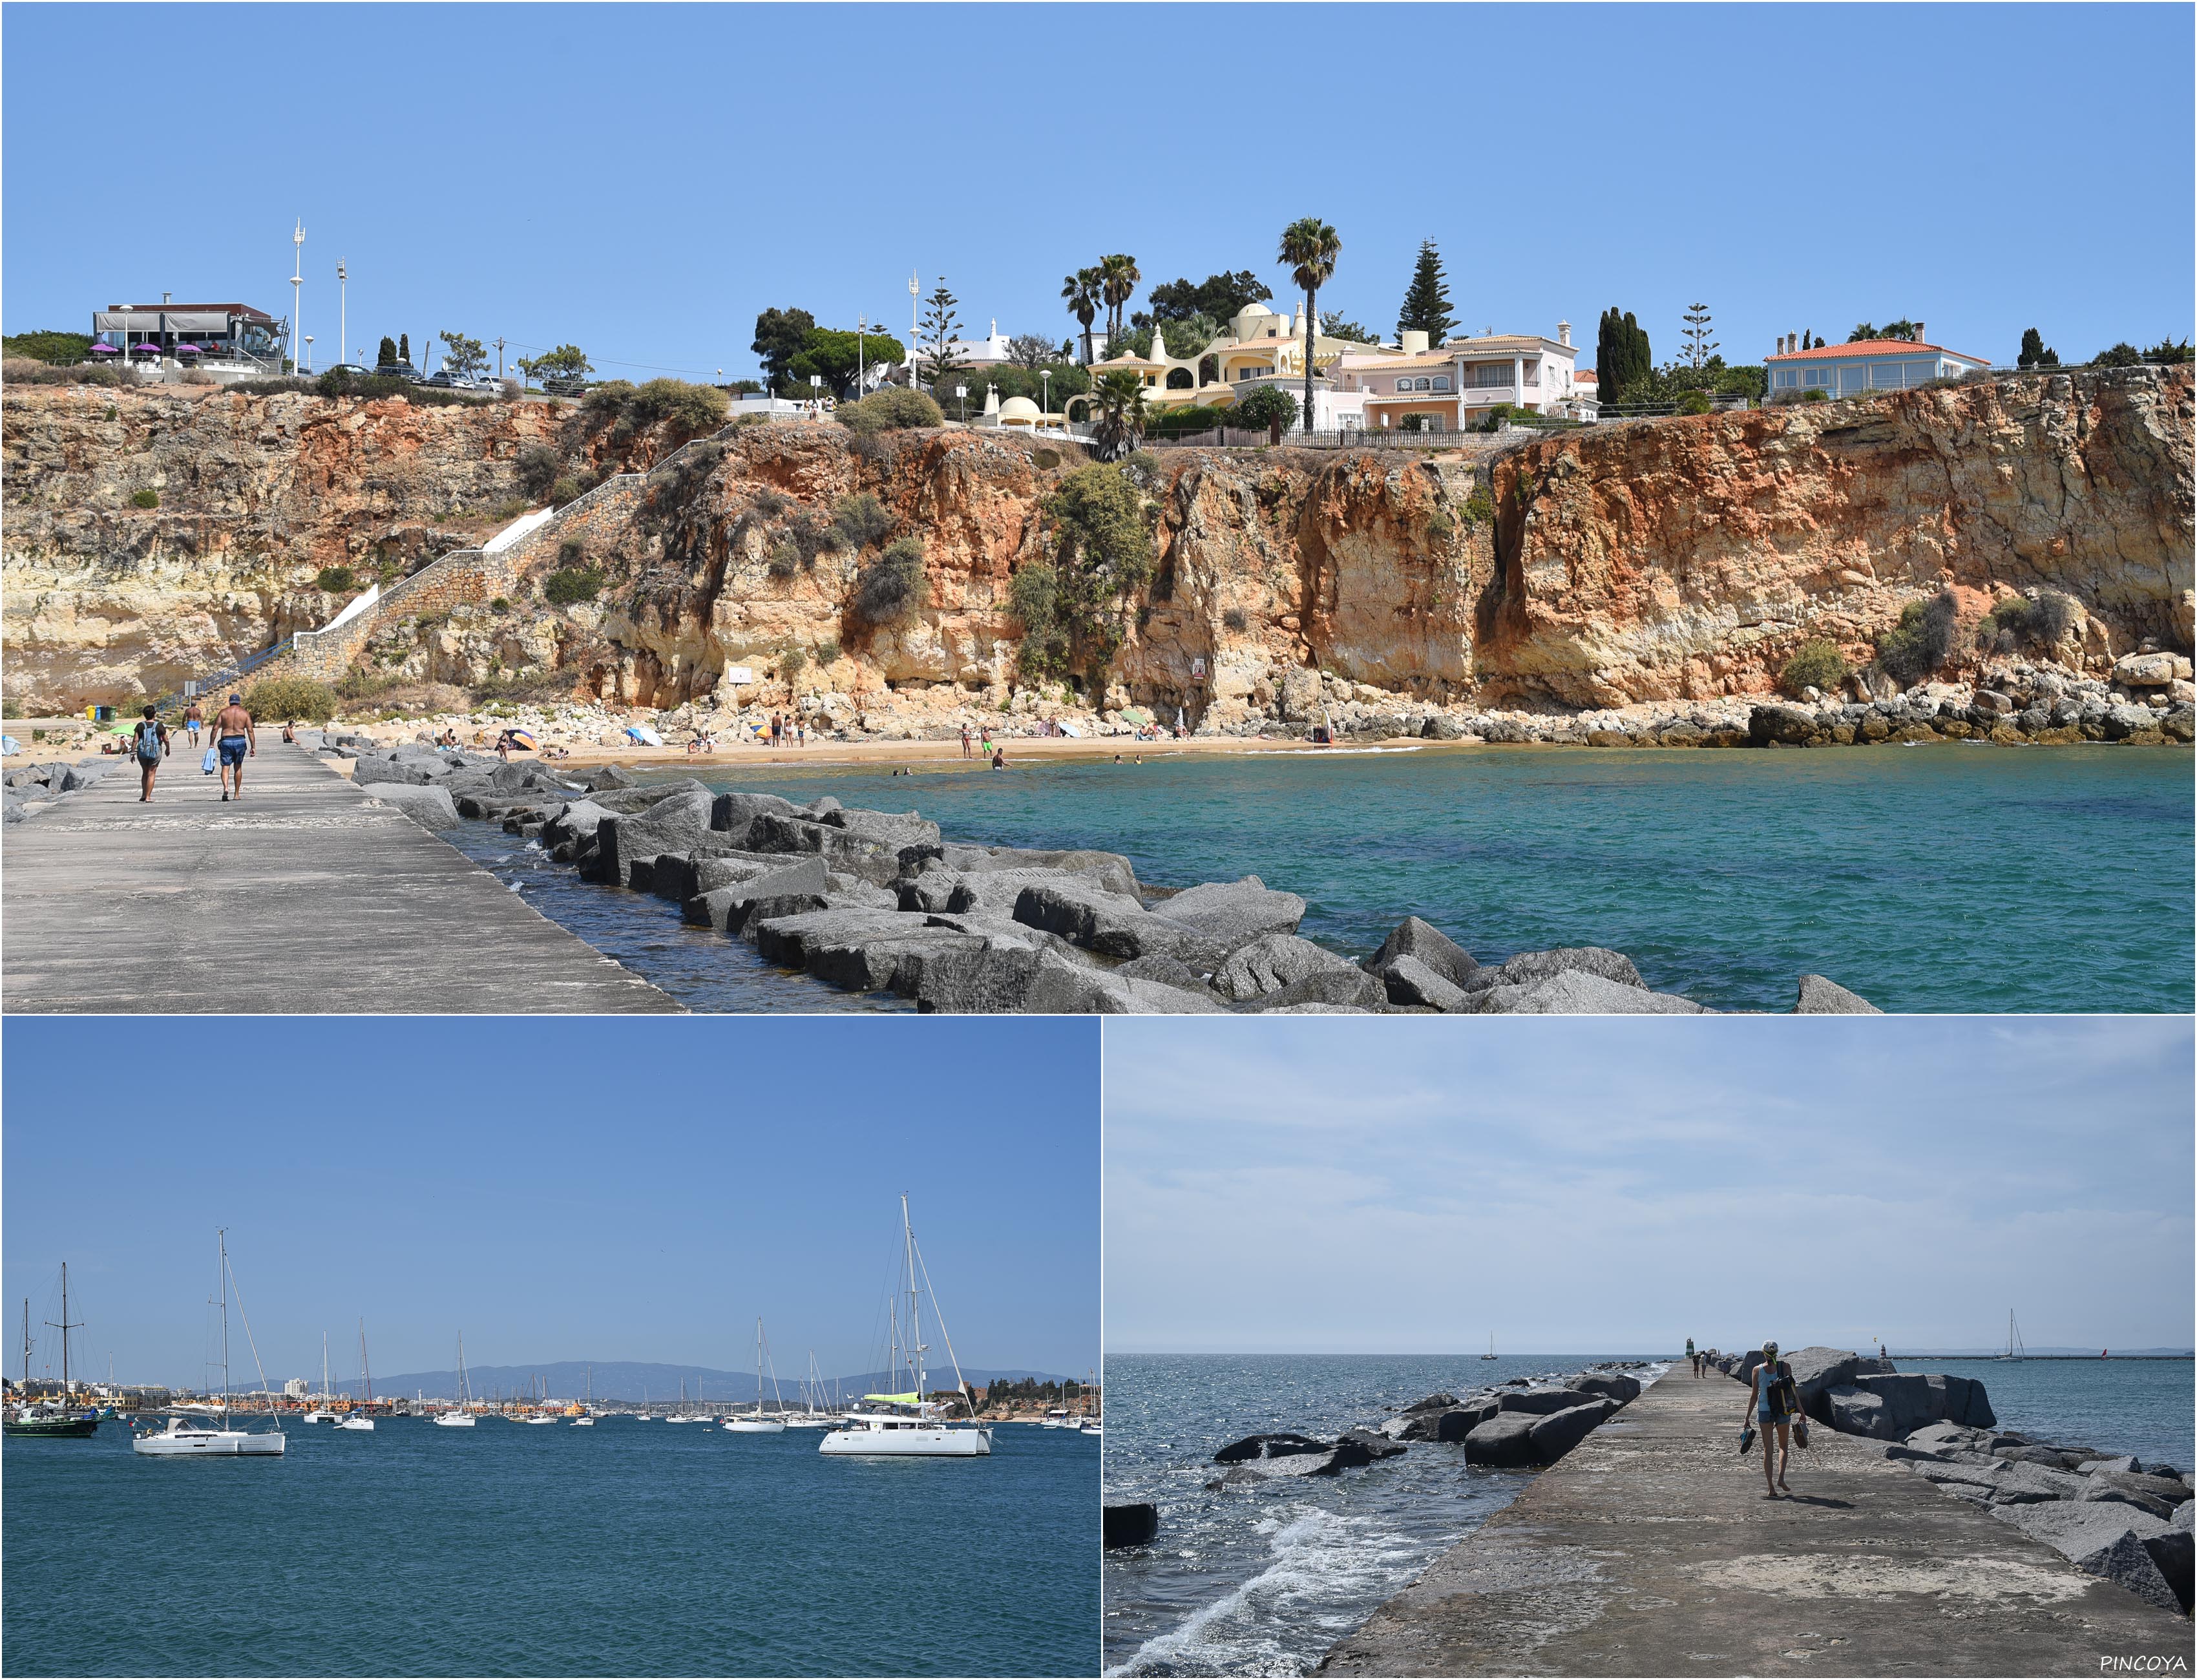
top-left (902, 1193), bottom-right (923, 1396)
top-left (218, 1232), bottom-right (231, 1418)
top-left (60, 1264), bottom-right (71, 1402)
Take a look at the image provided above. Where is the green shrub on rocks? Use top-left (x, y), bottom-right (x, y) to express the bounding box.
top-left (1981, 591), bottom-right (2080, 652)
top-left (1779, 639), bottom-right (1850, 697)
top-left (834, 388), bottom-right (943, 435)
top-left (832, 492), bottom-right (893, 550)
top-left (244, 676), bottom-right (337, 724)
top-left (1874, 591), bottom-right (1960, 688)
top-left (131, 488), bottom-right (159, 509)
top-left (315, 565), bottom-right (356, 594)
top-left (852, 537), bottom-right (929, 625)
top-left (779, 646), bottom-right (808, 685)
top-left (544, 565), bottom-right (604, 605)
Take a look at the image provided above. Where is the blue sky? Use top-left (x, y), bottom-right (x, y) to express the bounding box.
top-left (2, 1018), bottom-right (1096, 1389)
top-left (5, 5), bottom-right (2189, 377)
top-left (1104, 1017), bottom-right (2194, 1354)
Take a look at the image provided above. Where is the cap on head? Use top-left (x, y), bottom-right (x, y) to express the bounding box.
top-left (229, 693), bottom-right (242, 704)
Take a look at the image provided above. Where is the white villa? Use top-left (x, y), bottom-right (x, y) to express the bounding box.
top-left (1064, 304), bottom-right (1596, 431)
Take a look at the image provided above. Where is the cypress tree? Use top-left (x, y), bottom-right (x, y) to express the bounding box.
top-left (1595, 308), bottom-right (1653, 404)
top-left (1396, 239), bottom-right (1457, 346)
top-left (398, 332), bottom-right (410, 366)
top-left (377, 335), bottom-right (397, 368)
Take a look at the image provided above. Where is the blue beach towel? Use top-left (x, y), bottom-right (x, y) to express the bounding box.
top-left (202, 746), bottom-right (218, 775)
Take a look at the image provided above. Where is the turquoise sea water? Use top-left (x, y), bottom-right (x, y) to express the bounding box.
top-left (3, 1414), bottom-right (1095, 1677)
top-left (1100, 1351), bottom-right (2194, 1677)
top-left (453, 744), bottom-right (2192, 1013)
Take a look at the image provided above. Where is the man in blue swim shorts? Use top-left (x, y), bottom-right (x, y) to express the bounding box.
top-left (213, 693), bottom-right (256, 803)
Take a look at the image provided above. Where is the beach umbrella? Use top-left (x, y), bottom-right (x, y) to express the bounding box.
top-left (505, 729), bottom-right (538, 751)
top-left (87, 344), bottom-right (121, 355)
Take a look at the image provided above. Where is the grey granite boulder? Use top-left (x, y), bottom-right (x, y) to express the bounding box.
top-left (359, 781), bottom-right (459, 829)
top-left (1990, 1502), bottom-right (2180, 1612)
top-left (1572, 1372), bottom-right (1643, 1405)
top-left (540, 799), bottom-right (615, 846)
top-left (709, 790), bottom-right (804, 844)
top-left (943, 843), bottom-right (1142, 901)
top-left (1526, 1400), bottom-right (1617, 1463)
top-left (1396, 1405), bottom-right (1497, 1443)
top-left (1462, 1412), bottom-right (1542, 1467)
top-left (1229, 965), bottom-right (1387, 1013)
top-left (1115, 954), bottom-right (1215, 994)
top-left (1497, 1387), bottom-right (1601, 1417)
top-left (2083, 1480), bottom-right (2178, 1521)
top-left (1336, 1428), bottom-right (1409, 1462)
top-left (1477, 969), bottom-right (1710, 1014)
top-left (1214, 1432), bottom-right (1329, 1464)
top-left (1215, 934), bottom-right (1361, 1000)
top-left (1011, 879), bottom-right (1223, 967)
top-left (584, 789), bottom-right (718, 887)
top-left (1157, 876), bottom-right (1307, 952)
top-left (1373, 953), bottom-right (1473, 1012)
top-left (352, 753), bottom-right (440, 787)
top-left (1365, 916), bottom-right (1479, 989)
top-left (1480, 946), bottom-right (1645, 991)
top-left (748, 812), bottom-right (923, 887)
top-left (682, 859), bottom-right (832, 932)
top-left (1792, 974), bottom-right (1884, 1014)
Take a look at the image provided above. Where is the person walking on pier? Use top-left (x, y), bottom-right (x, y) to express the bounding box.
top-left (183, 700), bottom-right (204, 746)
top-left (1686, 1337), bottom-right (1696, 1376)
top-left (1745, 1341), bottom-right (1800, 1497)
top-left (133, 706), bottom-right (169, 802)
top-left (213, 694), bottom-right (255, 803)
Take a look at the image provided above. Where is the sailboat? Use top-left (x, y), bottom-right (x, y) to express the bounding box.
top-left (666, 1378), bottom-right (707, 1422)
top-left (302, 1332), bottom-right (340, 1422)
top-left (726, 1320), bottom-right (788, 1433)
top-left (336, 1321), bottom-right (375, 1429)
top-left (1481, 1332), bottom-right (1498, 1361)
top-left (5, 1272), bottom-right (99, 1438)
top-left (1078, 1369), bottom-right (1102, 1436)
top-left (786, 1352), bottom-right (837, 1427)
top-left (523, 1374), bottom-right (558, 1422)
top-left (134, 1232), bottom-right (286, 1456)
top-left (1997, 1310), bottom-right (2026, 1362)
top-left (571, 1366), bottom-right (596, 1424)
top-left (436, 1334), bottom-right (477, 1426)
top-left (821, 1196), bottom-right (993, 1458)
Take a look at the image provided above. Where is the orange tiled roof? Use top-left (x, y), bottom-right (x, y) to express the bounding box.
top-left (1769, 338), bottom-right (1988, 364)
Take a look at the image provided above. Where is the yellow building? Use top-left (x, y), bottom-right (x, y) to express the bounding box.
top-left (1071, 302), bottom-right (1374, 430)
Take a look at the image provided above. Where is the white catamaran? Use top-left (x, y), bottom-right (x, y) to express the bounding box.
top-left (725, 1319), bottom-right (788, 1433)
top-left (820, 1196), bottom-right (993, 1459)
top-left (134, 1231), bottom-right (287, 1458)
top-left (436, 1334), bottom-right (478, 1425)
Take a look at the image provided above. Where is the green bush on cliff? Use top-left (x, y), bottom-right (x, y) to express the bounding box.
top-left (1778, 640), bottom-right (1851, 698)
top-left (2, 330), bottom-right (93, 366)
top-left (832, 493), bottom-right (893, 551)
top-left (131, 488), bottom-right (159, 509)
top-left (851, 538), bottom-right (929, 625)
top-left (244, 676), bottom-right (337, 724)
top-left (1981, 591), bottom-right (2080, 653)
top-left (315, 565), bottom-right (356, 594)
top-left (1873, 591), bottom-right (1960, 688)
top-left (834, 388), bottom-right (943, 435)
top-left (544, 565), bottom-right (604, 605)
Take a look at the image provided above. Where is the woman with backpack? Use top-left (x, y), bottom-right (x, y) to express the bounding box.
top-left (1744, 1341), bottom-right (1805, 1497)
top-left (132, 705), bottom-right (169, 802)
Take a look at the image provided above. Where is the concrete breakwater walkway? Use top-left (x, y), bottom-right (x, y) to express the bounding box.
top-left (3, 741), bottom-right (677, 1013)
top-left (1317, 1370), bottom-right (2190, 1677)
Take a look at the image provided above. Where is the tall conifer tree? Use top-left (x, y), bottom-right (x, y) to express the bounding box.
top-left (1395, 240), bottom-right (1457, 346)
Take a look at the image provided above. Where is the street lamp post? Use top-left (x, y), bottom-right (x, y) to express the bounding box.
top-left (290, 220), bottom-right (304, 374)
top-left (1041, 369), bottom-right (1051, 415)
top-left (856, 315), bottom-right (867, 397)
top-left (336, 258), bottom-right (347, 371)
top-left (809, 373), bottom-right (822, 417)
top-left (303, 335), bottom-right (314, 373)
top-left (955, 384), bottom-right (967, 421)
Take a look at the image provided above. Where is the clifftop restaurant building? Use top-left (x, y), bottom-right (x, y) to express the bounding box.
top-left (89, 300), bottom-right (285, 371)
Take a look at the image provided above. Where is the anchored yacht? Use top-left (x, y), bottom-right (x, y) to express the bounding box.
top-left (726, 1319), bottom-right (788, 1433)
top-left (134, 1232), bottom-right (286, 1458)
top-left (820, 1196), bottom-right (993, 1459)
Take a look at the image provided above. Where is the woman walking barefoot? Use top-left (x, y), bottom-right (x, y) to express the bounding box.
top-left (1745, 1341), bottom-right (1800, 1496)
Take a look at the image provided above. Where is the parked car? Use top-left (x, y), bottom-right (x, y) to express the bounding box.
top-left (373, 362), bottom-right (421, 382)
top-left (323, 362), bottom-right (372, 380)
top-left (421, 371), bottom-right (456, 388)
top-left (541, 374), bottom-right (587, 396)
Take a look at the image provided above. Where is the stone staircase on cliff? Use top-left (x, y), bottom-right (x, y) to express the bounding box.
top-left (161, 427), bottom-right (735, 708)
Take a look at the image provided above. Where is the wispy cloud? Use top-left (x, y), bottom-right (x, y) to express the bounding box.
top-left (1104, 1018), bottom-right (2192, 1354)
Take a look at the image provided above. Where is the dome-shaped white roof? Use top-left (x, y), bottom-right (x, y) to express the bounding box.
top-left (997, 395), bottom-right (1042, 421)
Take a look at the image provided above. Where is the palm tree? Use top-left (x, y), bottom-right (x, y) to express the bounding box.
top-left (1062, 268), bottom-right (1101, 362)
top-left (1099, 254), bottom-right (1141, 346)
top-left (1090, 369), bottom-right (1148, 461)
top-left (1277, 218), bottom-right (1341, 436)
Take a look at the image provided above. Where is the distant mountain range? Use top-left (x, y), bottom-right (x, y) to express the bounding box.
top-left (326, 1360), bottom-right (1077, 1402)
top-left (1897, 1347), bottom-right (2192, 1358)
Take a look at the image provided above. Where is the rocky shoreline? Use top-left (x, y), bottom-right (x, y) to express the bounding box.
top-left (3, 755), bottom-right (122, 823)
top-left (1702, 1345), bottom-right (2192, 1615)
top-left (317, 733), bottom-right (1886, 1014)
